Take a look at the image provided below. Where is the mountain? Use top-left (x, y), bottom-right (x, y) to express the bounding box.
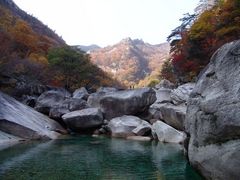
top-left (74, 44), bottom-right (101, 52)
top-left (90, 38), bottom-right (170, 86)
top-left (0, 0), bottom-right (122, 94)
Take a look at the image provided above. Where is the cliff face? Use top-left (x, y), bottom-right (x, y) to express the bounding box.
top-left (90, 38), bottom-right (170, 85)
top-left (186, 40), bottom-right (240, 180)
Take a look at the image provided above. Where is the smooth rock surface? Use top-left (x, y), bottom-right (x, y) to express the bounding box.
top-left (62, 108), bottom-right (103, 131)
top-left (154, 88), bottom-right (172, 104)
top-left (108, 115), bottom-right (151, 137)
top-left (73, 87), bottom-right (89, 100)
top-left (151, 103), bottom-right (186, 131)
top-left (152, 121), bottom-right (186, 144)
top-left (0, 130), bottom-right (21, 144)
top-left (35, 90), bottom-right (70, 114)
top-left (0, 91), bottom-right (65, 139)
top-left (49, 98), bottom-right (89, 120)
top-left (170, 83), bottom-right (195, 105)
top-left (87, 92), bottom-right (106, 108)
top-left (186, 40), bottom-right (240, 180)
top-left (100, 88), bottom-right (156, 119)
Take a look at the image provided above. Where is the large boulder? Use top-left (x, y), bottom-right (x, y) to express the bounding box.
top-left (154, 88), bottom-right (172, 104)
top-left (100, 88), bottom-right (156, 119)
top-left (62, 108), bottom-right (103, 131)
top-left (186, 40), bottom-right (240, 180)
top-left (87, 87), bottom-right (118, 108)
top-left (73, 87), bottom-right (89, 100)
top-left (152, 121), bottom-right (186, 144)
top-left (35, 90), bottom-right (71, 114)
top-left (170, 83), bottom-right (195, 105)
top-left (49, 98), bottom-right (89, 120)
top-left (0, 91), bottom-right (65, 140)
top-left (108, 115), bottom-right (151, 137)
top-left (151, 103), bottom-right (186, 131)
top-left (87, 92), bottom-right (106, 108)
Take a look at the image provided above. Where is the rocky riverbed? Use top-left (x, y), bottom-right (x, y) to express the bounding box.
top-left (1, 40), bottom-right (240, 180)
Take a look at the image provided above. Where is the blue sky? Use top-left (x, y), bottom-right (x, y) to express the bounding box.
top-left (14, 0), bottom-right (199, 47)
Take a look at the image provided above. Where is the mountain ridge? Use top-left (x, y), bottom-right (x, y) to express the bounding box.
top-left (90, 37), bottom-right (170, 86)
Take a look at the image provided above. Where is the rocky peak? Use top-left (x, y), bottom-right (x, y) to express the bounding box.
top-left (90, 38), bottom-right (170, 86)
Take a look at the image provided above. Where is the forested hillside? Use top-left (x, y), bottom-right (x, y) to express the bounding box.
top-left (161, 0), bottom-right (240, 83)
top-left (0, 0), bottom-right (121, 94)
top-left (90, 38), bottom-right (170, 86)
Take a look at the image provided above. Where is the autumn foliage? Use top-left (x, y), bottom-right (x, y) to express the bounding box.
top-left (161, 0), bottom-right (240, 83)
top-left (0, 1), bottom-right (122, 92)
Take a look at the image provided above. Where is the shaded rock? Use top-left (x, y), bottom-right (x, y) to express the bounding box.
top-left (35, 90), bottom-right (70, 114)
top-left (137, 108), bottom-right (162, 122)
top-left (87, 92), bottom-right (106, 108)
top-left (0, 130), bottom-right (22, 144)
top-left (151, 103), bottom-right (186, 131)
top-left (186, 40), bottom-right (240, 180)
top-left (49, 107), bottom-right (70, 120)
top-left (49, 98), bottom-right (88, 121)
top-left (154, 88), bottom-right (172, 104)
top-left (152, 121), bottom-right (186, 144)
top-left (87, 87), bottom-right (118, 108)
top-left (62, 108), bottom-right (103, 131)
top-left (126, 136), bottom-right (152, 141)
top-left (0, 91), bottom-right (65, 140)
top-left (170, 83), bottom-right (195, 105)
top-left (73, 87), bottom-right (89, 100)
top-left (21, 95), bottom-right (37, 107)
top-left (108, 115), bottom-right (151, 137)
top-left (155, 79), bottom-right (175, 90)
top-left (100, 88), bottom-right (156, 119)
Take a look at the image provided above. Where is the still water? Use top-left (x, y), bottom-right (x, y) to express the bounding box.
top-left (0, 136), bottom-right (202, 180)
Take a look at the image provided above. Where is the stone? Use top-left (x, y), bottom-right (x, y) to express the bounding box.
top-left (108, 115), bottom-right (151, 137)
top-left (87, 87), bottom-right (118, 108)
top-left (185, 40), bottom-right (240, 180)
top-left (126, 136), bottom-right (152, 141)
top-left (35, 90), bottom-right (70, 114)
top-left (132, 121), bottom-right (152, 136)
top-left (87, 92), bottom-right (106, 108)
top-left (152, 121), bottom-right (186, 144)
top-left (154, 88), bottom-right (172, 104)
top-left (0, 130), bottom-right (22, 144)
top-left (151, 103), bottom-right (186, 131)
top-left (0, 91), bottom-right (65, 140)
top-left (170, 83), bottom-right (195, 105)
top-left (49, 98), bottom-right (89, 120)
top-left (100, 88), bottom-right (156, 119)
top-left (73, 87), bottom-right (89, 100)
top-left (21, 95), bottom-right (37, 107)
top-left (155, 79), bottom-right (175, 90)
top-left (62, 108), bottom-right (103, 131)
top-left (97, 87), bottom-right (118, 93)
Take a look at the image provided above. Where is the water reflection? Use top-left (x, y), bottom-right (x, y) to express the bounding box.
top-left (0, 136), bottom-right (202, 180)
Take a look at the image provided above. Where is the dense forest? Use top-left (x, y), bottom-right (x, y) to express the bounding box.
top-left (160, 0), bottom-right (240, 83)
top-left (0, 0), bottom-right (121, 95)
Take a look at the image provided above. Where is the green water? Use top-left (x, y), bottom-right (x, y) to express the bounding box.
top-left (0, 136), bottom-right (202, 180)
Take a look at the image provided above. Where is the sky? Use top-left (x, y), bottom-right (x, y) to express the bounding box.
top-left (14, 0), bottom-right (199, 47)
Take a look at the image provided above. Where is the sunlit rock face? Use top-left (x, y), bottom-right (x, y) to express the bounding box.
top-left (0, 91), bottom-right (65, 140)
top-left (186, 40), bottom-right (240, 180)
top-left (100, 88), bottom-right (156, 119)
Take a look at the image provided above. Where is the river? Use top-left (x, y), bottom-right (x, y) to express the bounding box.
top-left (0, 136), bottom-right (202, 180)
